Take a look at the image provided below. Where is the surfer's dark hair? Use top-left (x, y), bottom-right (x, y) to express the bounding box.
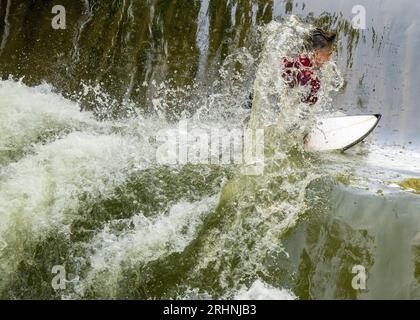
top-left (307, 28), bottom-right (337, 51)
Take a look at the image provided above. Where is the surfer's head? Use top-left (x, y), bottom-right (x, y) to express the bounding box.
top-left (307, 28), bottom-right (337, 67)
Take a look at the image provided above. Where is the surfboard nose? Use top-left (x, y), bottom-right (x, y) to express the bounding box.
top-left (374, 114), bottom-right (382, 120)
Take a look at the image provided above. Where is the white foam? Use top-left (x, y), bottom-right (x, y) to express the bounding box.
top-left (234, 280), bottom-right (297, 300)
top-left (75, 195), bottom-right (218, 296)
top-left (1, 132), bottom-right (147, 225)
top-left (0, 80), bottom-right (97, 159)
top-left (0, 131), bottom-right (153, 286)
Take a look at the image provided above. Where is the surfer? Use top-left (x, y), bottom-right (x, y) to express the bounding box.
top-left (282, 28), bottom-right (336, 105)
top-left (245, 27), bottom-right (336, 109)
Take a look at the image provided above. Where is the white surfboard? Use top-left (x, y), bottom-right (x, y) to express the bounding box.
top-left (304, 114), bottom-right (381, 152)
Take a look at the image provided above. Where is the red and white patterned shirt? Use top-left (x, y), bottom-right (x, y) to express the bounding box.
top-left (282, 55), bottom-right (321, 105)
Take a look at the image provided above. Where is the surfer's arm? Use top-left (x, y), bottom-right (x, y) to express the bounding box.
top-left (303, 77), bottom-right (320, 105)
top-left (282, 57), bottom-right (320, 103)
top-left (282, 58), bottom-right (298, 87)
